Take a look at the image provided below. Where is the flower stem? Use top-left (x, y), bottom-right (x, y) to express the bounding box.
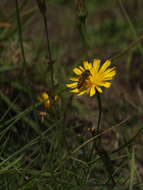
top-left (96, 92), bottom-right (116, 188)
top-left (96, 92), bottom-right (102, 142)
top-left (15, 0), bottom-right (27, 75)
top-left (75, 0), bottom-right (89, 48)
top-left (90, 92), bottom-right (116, 188)
top-left (36, 0), bottom-right (54, 97)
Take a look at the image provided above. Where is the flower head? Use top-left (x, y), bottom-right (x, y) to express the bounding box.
top-left (66, 59), bottom-right (116, 96)
top-left (38, 92), bottom-right (59, 109)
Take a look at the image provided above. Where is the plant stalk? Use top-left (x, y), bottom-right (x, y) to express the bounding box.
top-left (90, 92), bottom-right (116, 188)
top-left (36, 0), bottom-right (54, 96)
top-left (15, 0), bottom-right (27, 75)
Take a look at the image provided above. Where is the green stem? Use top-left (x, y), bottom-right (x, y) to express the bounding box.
top-left (94, 92), bottom-right (116, 188)
top-left (75, 0), bottom-right (89, 48)
top-left (15, 0), bottom-right (27, 75)
top-left (88, 92), bottom-right (102, 159)
top-left (36, 0), bottom-right (54, 95)
top-left (96, 92), bottom-right (102, 140)
top-left (42, 12), bottom-right (54, 88)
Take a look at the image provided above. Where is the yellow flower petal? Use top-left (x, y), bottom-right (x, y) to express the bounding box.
top-left (83, 61), bottom-right (92, 70)
top-left (103, 67), bottom-right (116, 76)
top-left (79, 66), bottom-right (85, 71)
top-left (83, 61), bottom-right (89, 69)
top-left (41, 92), bottom-right (49, 100)
top-left (103, 77), bottom-right (115, 81)
top-left (103, 70), bottom-right (116, 79)
top-left (93, 59), bottom-right (101, 73)
top-left (96, 86), bottom-right (103, 93)
top-left (99, 60), bottom-right (111, 73)
top-left (38, 92), bottom-right (59, 109)
top-left (69, 77), bottom-right (78, 81)
top-left (55, 96), bottom-right (60, 101)
top-left (90, 86), bottom-right (96, 96)
top-left (77, 90), bottom-right (87, 96)
top-left (102, 82), bottom-right (111, 88)
top-left (70, 88), bottom-right (79, 93)
top-left (73, 67), bottom-right (82, 75)
top-left (66, 83), bottom-right (77, 88)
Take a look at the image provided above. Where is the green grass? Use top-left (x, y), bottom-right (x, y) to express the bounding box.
top-left (0, 0), bottom-right (143, 189)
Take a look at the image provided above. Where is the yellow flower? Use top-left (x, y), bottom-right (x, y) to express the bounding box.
top-left (66, 59), bottom-right (116, 96)
top-left (38, 92), bottom-right (59, 109)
